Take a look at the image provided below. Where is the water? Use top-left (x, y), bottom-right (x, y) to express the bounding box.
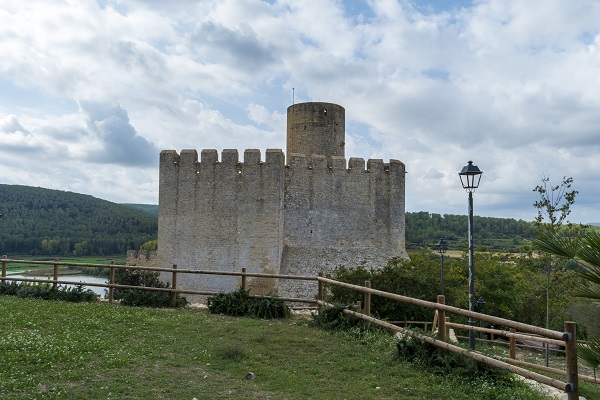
top-left (3, 274), bottom-right (109, 297)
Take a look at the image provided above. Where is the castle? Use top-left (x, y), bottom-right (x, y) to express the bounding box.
top-left (157, 102), bottom-right (407, 300)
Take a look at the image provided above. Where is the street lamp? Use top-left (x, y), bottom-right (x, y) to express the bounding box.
top-left (477, 296), bottom-right (486, 341)
top-left (435, 238), bottom-right (448, 295)
top-left (459, 160), bottom-right (483, 350)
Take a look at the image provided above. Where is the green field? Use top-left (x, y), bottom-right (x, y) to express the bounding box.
top-left (0, 296), bottom-right (553, 400)
top-left (2, 255), bottom-right (125, 275)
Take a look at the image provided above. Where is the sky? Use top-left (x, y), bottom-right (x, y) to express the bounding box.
top-left (0, 0), bottom-right (599, 224)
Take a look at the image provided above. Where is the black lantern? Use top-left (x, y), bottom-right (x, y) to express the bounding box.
top-left (477, 297), bottom-right (486, 341)
top-left (477, 296), bottom-right (486, 311)
top-left (459, 161), bottom-right (483, 191)
top-left (435, 238), bottom-right (448, 254)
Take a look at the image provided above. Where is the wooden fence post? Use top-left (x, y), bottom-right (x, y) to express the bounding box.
top-left (509, 328), bottom-right (516, 359)
top-left (53, 257), bottom-right (59, 289)
top-left (1, 255), bottom-right (7, 284)
top-left (364, 280), bottom-right (371, 317)
top-left (241, 267), bottom-right (247, 291)
top-left (564, 321), bottom-right (578, 400)
top-left (108, 261), bottom-right (115, 304)
top-left (317, 272), bottom-right (324, 303)
top-left (170, 264), bottom-right (178, 307)
top-left (437, 295), bottom-right (446, 342)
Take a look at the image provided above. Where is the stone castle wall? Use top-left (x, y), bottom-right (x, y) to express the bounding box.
top-left (279, 154), bottom-right (406, 298)
top-left (158, 148), bottom-right (285, 298)
top-left (158, 147), bottom-right (407, 301)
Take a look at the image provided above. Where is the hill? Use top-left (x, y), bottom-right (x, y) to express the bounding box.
top-left (0, 184), bottom-right (157, 256)
top-left (405, 211), bottom-right (536, 251)
top-left (122, 203), bottom-right (159, 217)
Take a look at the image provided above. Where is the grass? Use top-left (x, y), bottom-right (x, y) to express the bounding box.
top-left (0, 297), bottom-right (550, 400)
top-left (3, 255), bottom-right (125, 275)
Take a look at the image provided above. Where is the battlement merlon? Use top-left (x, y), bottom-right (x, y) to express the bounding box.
top-left (388, 159), bottom-right (406, 174)
top-left (160, 150), bottom-right (180, 165)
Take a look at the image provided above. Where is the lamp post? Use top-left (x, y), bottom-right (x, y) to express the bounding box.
top-left (477, 296), bottom-right (486, 341)
top-left (435, 238), bottom-right (448, 295)
top-left (459, 160), bottom-right (483, 350)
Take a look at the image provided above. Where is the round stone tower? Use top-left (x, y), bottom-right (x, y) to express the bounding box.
top-left (286, 102), bottom-right (345, 161)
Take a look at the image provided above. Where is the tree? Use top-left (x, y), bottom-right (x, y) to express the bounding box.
top-left (532, 174), bottom-right (577, 366)
top-left (139, 239), bottom-right (158, 251)
top-left (533, 230), bottom-right (600, 378)
top-left (533, 174), bottom-right (578, 233)
top-left (73, 240), bottom-right (90, 256)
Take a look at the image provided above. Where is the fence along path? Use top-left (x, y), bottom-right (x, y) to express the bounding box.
top-left (316, 276), bottom-right (586, 400)
top-left (1, 257), bottom-right (589, 399)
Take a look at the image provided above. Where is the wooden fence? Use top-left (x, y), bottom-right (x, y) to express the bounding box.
top-left (315, 276), bottom-right (588, 400)
top-left (1, 257), bottom-right (595, 399)
top-left (0, 256), bottom-right (319, 306)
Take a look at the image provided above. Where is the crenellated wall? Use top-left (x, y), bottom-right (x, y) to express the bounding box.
top-left (158, 148), bottom-right (285, 297)
top-left (279, 154), bottom-right (406, 298)
top-left (158, 148), bottom-right (407, 301)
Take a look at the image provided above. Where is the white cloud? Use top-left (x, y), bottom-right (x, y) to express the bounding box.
top-left (0, 0), bottom-right (598, 223)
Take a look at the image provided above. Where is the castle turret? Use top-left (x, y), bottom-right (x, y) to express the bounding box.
top-left (286, 102), bottom-right (345, 162)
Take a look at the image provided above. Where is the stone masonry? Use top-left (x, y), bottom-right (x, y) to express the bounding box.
top-left (157, 102), bottom-right (407, 301)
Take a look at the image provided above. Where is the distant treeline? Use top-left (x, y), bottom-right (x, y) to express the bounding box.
top-left (405, 211), bottom-right (535, 251)
top-left (0, 185), bottom-right (157, 256)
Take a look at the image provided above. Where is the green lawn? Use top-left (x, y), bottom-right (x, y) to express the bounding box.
top-left (2, 256), bottom-right (125, 275)
top-left (0, 296), bottom-right (550, 400)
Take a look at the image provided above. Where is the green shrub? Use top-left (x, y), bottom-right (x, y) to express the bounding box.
top-left (310, 305), bottom-right (365, 331)
top-left (207, 289), bottom-right (290, 319)
top-left (114, 268), bottom-right (187, 308)
top-left (394, 333), bottom-right (544, 398)
top-left (329, 255), bottom-right (440, 323)
top-left (395, 332), bottom-right (510, 380)
top-left (139, 239), bottom-right (158, 251)
top-left (0, 281), bottom-right (97, 303)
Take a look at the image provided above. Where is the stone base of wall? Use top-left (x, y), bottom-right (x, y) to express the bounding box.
top-left (126, 250), bottom-right (159, 268)
top-left (151, 247), bottom-right (403, 304)
top-left (277, 246), bottom-right (395, 301)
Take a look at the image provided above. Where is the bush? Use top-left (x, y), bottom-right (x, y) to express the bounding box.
top-left (310, 305), bottom-right (366, 331)
top-left (207, 289), bottom-right (290, 319)
top-left (0, 281), bottom-right (97, 303)
top-left (114, 268), bottom-right (187, 308)
top-left (329, 255), bottom-right (440, 322)
top-left (395, 332), bottom-right (510, 381)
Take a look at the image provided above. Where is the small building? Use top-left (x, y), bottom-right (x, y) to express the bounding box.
top-left (157, 102), bottom-right (407, 300)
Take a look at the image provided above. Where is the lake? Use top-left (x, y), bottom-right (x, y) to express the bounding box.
top-left (4, 274), bottom-right (109, 297)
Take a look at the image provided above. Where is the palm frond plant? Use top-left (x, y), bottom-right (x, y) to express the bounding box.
top-left (533, 230), bottom-right (600, 374)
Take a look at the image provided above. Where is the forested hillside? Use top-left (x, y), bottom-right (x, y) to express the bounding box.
top-left (122, 203), bottom-right (159, 217)
top-left (405, 211), bottom-right (535, 251)
top-left (0, 185), bottom-right (157, 256)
